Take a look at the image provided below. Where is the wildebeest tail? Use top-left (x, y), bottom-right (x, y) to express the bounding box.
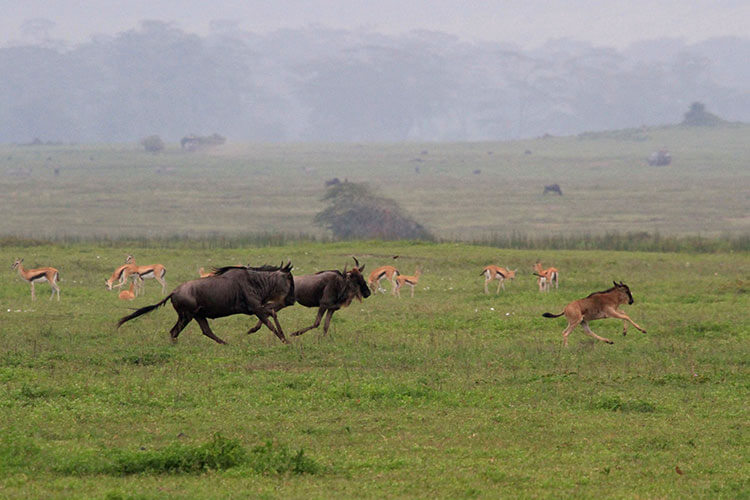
top-left (117, 293), bottom-right (173, 328)
top-left (542, 311), bottom-right (564, 318)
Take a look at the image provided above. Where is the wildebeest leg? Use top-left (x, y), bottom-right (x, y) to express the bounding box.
top-left (292, 307), bottom-right (325, 336)
top-left (622, 320), bottom-right (628, 336)
top-left (194, 316), bottom-right (227, 345)
top-left (581, 321), bottom-right (614, 344)
top-left (270, 311), bottom-right (288, 342)
top-left (322, 309), bottom-right (335, 335)
top-left (608, 309), bottom-right (647, 334)
top-left (169, 313), bottom-right (192, 343)
top-left (257, 312), bottom-right (289, 344)
top-left (246, 318), bottom-right (263, 334)
top-left (561, 318), bottom-right (581, 347)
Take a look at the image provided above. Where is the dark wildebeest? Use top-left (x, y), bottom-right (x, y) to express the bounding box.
top-left (117, 263), bottom-right (295, 345)
top-left (542, 281), bottom-right (646, 346)
top-left (247, 257), bottom-right (371, 337)
top-left (543, 183), bottom-right (563, 195)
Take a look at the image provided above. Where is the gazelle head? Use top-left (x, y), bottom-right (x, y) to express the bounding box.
top-left (125, 255), bottom-right (135, 264)
top-left (11, 258), bottom-right (23, 270)
top-left (506, 269), bottom-right (517, 280)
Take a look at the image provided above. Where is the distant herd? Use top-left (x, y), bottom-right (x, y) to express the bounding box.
top-left (9, 254), bottom-right (645, 347)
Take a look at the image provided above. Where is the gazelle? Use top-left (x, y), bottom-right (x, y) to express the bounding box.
top-left (118, 279), bottom-right (137, 300)
top-left (11, 258), bottom-right (60, 301)
top-left (534, 262), bottom-right (559, 292)
top-left (367, 265), bottom-right (400, 295)
top-left (105, 263), bottom-right (141, 292)
top-left (394, 268), bottom-right (421, 298)
top-left (481, 265), bottom-right (517, 294)
top-left (199, 267), bottom-right (215, 278)
top-left (543, 281), bottom-right (646, 346)
top-left (125, 255), bottom-right (167, 295)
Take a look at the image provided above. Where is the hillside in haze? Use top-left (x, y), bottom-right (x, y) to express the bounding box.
top-left (1, 22), bottom-right (748, 143)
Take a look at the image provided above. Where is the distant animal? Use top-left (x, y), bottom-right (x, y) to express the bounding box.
top-left (524, 149), bottom-right (532, 155)
top-left (117, 262), bottom-right (296, 345)
top-left (543, 184), bottom-right (563, 195)
top-left (534, 262), bottom-right (559, 292)
top-left (647, 150), bottom-right (671, 166)
top-left (395, 267), bottom-right (421, 298)
top-left (11, 258), bottom-right (60, 301)
top-left (473, 169), bottom-right (482, 175)
top-left (325, 177), bottom-right (341, 187)
top-left (368, 265), bottom-right (400, 294)
top-left (481, 265), bottom-right (516, 294)
top-left (118, 279), bottom-right (137, 300)
top-left (125, 255), bottom-right (167, 295)
top-left (542, 281), bottom-right (646, 346)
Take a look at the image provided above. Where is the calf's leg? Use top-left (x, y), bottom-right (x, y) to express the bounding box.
top-left (581, 321), bottom-right (614, 344)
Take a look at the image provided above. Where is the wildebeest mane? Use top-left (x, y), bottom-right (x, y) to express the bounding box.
top-left (315, 269), bottom-right (344, 277)
top-left (585, 286), bottom-right (617, 298)
top-left (212, 262), bottom-right (292, 276)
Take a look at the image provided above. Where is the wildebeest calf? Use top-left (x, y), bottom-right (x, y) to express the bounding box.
top-left (542, 281), bottom-right (646, 346)
top-left (117, 263), bottom-right (295, 344)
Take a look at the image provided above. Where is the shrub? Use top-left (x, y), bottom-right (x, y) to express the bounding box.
top-left (140, 135), bottom-right (165, 153)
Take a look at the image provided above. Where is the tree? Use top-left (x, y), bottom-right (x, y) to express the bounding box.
top-left (314, 182), bottom-right (433, 240)
top-left (681, 102), bottom-right (724, 126)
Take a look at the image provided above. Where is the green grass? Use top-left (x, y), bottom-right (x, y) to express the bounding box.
top-left (0, 241), bottom-right (748, 498)
top-left (1, 124), bottom-right (749, 240)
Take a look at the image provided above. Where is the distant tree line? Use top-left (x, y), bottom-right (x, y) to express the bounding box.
top-left (0, 22), bottom-right (748, 143)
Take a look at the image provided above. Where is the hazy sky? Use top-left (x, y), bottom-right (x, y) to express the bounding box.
top-left (2, 0), bottom-right (748, 48)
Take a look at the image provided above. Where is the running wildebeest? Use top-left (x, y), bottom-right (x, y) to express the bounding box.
top-left (543, 183), bottom-right (563, 195)
top-left (117, 262), bottom-right (295, 344)
top-left (247, 257), bottom-right (371, 337)
top-left (542, 281), bottom-right (646, 346)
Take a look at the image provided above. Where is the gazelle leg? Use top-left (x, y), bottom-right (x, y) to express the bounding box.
top-left (496, 279), bottom-right (502, 294)
top-left (31, 282), bottom-right (36, 300)
top-left (157, 276), bottom-right (167, 295)
top-left (194, 316), bottom-right (227, 344)
top-left (581, 321), bottom-right (614, 344)
top-left (410, 284), bottom-right (415, 297)
top-left (484, 278), bottom-right (490, 294)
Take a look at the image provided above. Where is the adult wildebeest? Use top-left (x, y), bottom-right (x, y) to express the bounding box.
top-left (543, 184), bottom-right (563, 195)
top-left (246, 257), bottom-right (371, 337)
top-left (542, 281), bottom-right (646, 346)
top-left (117, 262), bottom-right (295, 344)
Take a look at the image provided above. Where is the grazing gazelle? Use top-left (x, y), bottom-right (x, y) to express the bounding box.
top-left (125, 255), bottom-right (167, 295)
top-left (11, 258), bottom-right (60, 301)
top-left (367, 265), bottom-right (400, 295)
top-left (481, 265), bottom-right (517, 294)
top-left (395, 268), bottom-right (421, 298)
top-left (105, 262), bottom-right (140, 292)
top-left (534, 262), bottom-right (558, 292)
top-left (542, 281), bottom-right (647, 346)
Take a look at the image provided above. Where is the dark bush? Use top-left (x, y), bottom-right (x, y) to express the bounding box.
top-left (314, 182), bottom-right (433, 240)
top-left (681, 102), bottom-right (724, 126)
top-left (140, 135), bottom-right (165, 153)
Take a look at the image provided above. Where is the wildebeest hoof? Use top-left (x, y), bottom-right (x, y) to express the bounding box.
top-left (606, 340), bottom-right (614, 344)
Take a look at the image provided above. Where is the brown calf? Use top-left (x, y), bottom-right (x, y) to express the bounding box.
top-left (542, 281), bottom-right (646, 346)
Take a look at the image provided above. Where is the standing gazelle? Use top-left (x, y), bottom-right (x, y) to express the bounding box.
top-left (11, 258), bottom-right (60, 301)
top-left (367, 265), bottom-right (400, 295)
top-left (125, 255), bottom-right (167, 295)
top-left (394, 268), bottom-right (421, 298)
top-left (481, 265), bottom-right (516, 294)
top-left (534, 262), bottom-right (559, 292)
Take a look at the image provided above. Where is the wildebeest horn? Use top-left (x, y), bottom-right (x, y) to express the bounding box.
top-left (353, 256), bottom-right (360, 268)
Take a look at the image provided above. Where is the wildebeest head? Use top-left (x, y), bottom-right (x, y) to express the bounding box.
top-left (280, 261), bottom-right (296, 306)
top-left (347, 257), bottom-right (370, 302)
top-left (614, 281), bottom-right (634, 304)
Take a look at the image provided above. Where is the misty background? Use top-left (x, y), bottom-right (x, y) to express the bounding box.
top-left (1, 1), bottom-right (749, 143)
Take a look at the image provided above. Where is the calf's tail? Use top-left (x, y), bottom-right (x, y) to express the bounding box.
top-left (542, 311), bottom-right (564, 318)
top-left (117, 293), bottom-right (173, 328)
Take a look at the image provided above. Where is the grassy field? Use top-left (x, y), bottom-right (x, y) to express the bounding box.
top-left (1, 124), bottom-right (749, 240)
top-left (1, 241), bottom-right (748, 498)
